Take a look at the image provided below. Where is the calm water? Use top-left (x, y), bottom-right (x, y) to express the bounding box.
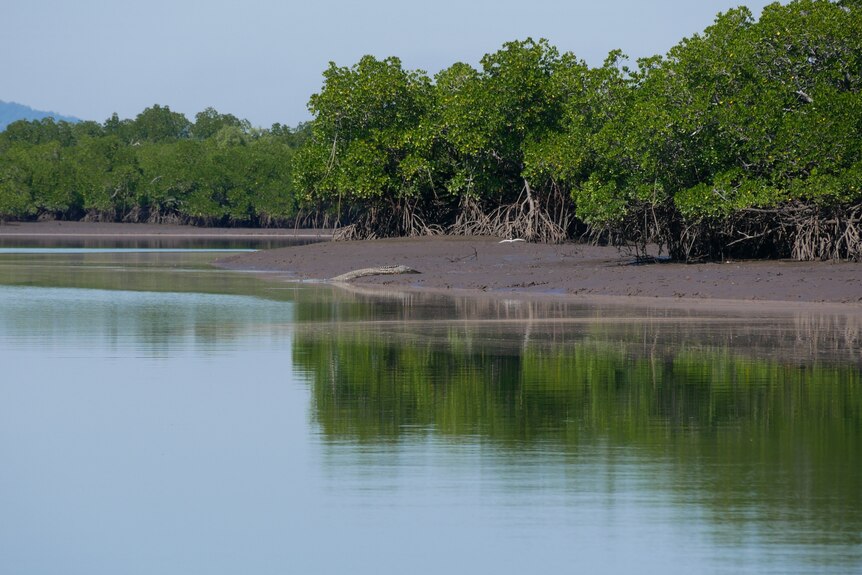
top-left (0, 250), bottom-right (860, 575)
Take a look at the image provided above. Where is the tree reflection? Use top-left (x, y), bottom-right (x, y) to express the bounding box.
top-left (294, 317), bottom-right (862, 547)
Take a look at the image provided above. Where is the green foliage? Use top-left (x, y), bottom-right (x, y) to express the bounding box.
top-left (2, 117), bottom-right (79, 146)
top-left (298, 56), bottom-right (432, 208)
top-left (72, 135), bottom-right (140, 217)
top-left (26, 142), bottom-right (81, 216)
top-left (1, 1), bottom-right (859, 257)
top-left (193, 107), bottom-right (249, 140)
top-left (553, 0), bottom-right (862, 258)
top-left (0, 104), bottom-right (301, 225)
top-left (435, 39), bottom-right (567, 198)
top-left (131, 104), bottom-right (192, 142)
top-left (572, 175), bottom-right (628, 224)
top-left (0, 146), bottom-right (35, 218)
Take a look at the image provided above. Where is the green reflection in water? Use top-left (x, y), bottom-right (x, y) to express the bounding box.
top-left (293, 317), bottom-right (862, 552)
top-left (294, 321), bottom-right (860, 443)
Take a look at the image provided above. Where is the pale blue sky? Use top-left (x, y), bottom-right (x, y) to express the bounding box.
top-left (4, 0), bottom-right (779, 128)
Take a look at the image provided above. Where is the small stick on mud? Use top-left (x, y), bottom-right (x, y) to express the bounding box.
top-left (448, 247), bottom-right (478, 263)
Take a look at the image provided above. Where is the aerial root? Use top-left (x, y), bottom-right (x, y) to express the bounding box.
top-left (791, 204), bottom-right (861, 261)
top-left (449, 183), bottom-right (569, 243)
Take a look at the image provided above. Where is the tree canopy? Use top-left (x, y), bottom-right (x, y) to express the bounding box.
top-left (0, 106), bottom-right (307, 226)
top-left (2, 0), bottom-right (859, 259)
top-left (292, 0), bottom-right (861, 259)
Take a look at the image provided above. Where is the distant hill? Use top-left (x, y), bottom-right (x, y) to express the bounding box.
top-left (0, 100), bottom-right (80, 131)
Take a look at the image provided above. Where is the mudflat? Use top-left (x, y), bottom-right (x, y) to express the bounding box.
top-left (3, 222), bottom-right (859, 306)
top-left (218, 234), bottom-right (862, 306)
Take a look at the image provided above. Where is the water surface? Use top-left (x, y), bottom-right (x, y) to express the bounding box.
top-left (0, 250), bottom-right (859, 574)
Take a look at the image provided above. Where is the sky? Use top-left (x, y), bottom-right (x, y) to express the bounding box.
top-left (4, 0), bottom-right (780, 128)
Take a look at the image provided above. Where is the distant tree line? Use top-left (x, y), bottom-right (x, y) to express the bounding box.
top-left (1, 0), bottom-right (860, 260)
top-left (0, 105), bottom-right (309, 226)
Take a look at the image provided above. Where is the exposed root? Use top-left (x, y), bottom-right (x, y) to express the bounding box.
top-left (331, 222), bottom-right (367, 241)
top-left (82, 210), bottom-right (119, 223)
top-left (583, 200), bottom-right (861, 262)
top-left (330, 199), bottom-right (444, 241)
top-left (449, 181), bottom-right (570, 243)
top-left (791, 204), bottom-right (861, 261)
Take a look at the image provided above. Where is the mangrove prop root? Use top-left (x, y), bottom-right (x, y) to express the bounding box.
top-left (791, 204), bottom-right (861, 261)
top-left (330, 200), bottom-right (445, 242)
top-left (449, 182), bottom-right (570, 244)
top-left (608, 201), bottom-right (862, 262)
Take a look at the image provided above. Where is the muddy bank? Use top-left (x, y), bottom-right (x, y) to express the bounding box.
top-left (3, 223), bottom-right (858, 305)
top-left (218, 235), bottom-right (862, 305)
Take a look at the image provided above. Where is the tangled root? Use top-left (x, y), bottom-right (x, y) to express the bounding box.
top-left (449, 182), bottom-right (570, 243)
top-left (590, 200), bottom-right (862, 262)
top-left (791, 204), bottom-right (861, 261)
top-left (330, 200), bottom-right (444, 241)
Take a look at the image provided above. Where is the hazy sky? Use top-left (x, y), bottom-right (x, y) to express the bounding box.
top-left (4, 0), bottom-right (779, 128)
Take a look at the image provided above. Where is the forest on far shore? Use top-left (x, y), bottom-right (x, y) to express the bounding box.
top-left (1, 0), bottom-right (860, 261)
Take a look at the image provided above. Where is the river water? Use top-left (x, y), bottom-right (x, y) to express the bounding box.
top-left (0, 248), bottom-right (859, 574)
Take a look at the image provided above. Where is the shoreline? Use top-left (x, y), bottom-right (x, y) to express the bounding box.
top-left (216, 234), bottom-right (862, 309)
top-left (319, 279), bottom-right (862, 316)
top-left (0, 221), bottom-right (331, 239)
top-left (3, 222), bottom-right (860, 309)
